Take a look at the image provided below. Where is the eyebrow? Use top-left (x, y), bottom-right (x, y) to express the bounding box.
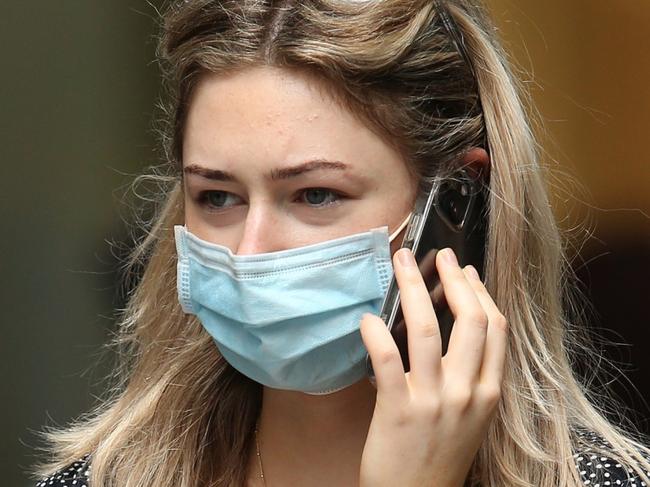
top-left (183, 159), bottom-right (349, 182)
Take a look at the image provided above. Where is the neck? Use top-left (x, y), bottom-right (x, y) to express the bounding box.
top-left (253, 378), bottom-right (376, 487)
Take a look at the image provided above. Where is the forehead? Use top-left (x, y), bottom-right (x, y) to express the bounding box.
top-left (182, 65), bottom-right (407, 177)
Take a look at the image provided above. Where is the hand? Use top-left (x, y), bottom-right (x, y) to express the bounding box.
top-left (359, 247), bottom-right (508, 487)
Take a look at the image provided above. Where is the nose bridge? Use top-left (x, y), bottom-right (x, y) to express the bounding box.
top-left (236, 198), bottom-right (282, 255)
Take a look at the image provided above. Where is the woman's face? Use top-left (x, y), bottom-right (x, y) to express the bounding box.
top-left (182, 65), bottom-right (418, 255)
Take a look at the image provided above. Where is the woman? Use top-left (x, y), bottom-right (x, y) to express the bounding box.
top-left (33, 0), bottom-right (650, 486)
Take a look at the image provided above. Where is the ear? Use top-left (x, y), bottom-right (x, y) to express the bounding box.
top-left (459, 147), bottom-right (490, 182)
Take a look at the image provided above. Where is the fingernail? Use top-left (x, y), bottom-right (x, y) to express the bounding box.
top-left (443, 248), bottom-right (458, 266)
top-left (465, 264), bottom-right (480, 280)
top-left (397, 248), bottom-right (416, 267)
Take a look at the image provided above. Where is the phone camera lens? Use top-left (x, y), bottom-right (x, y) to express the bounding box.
top-left (445, 193), bottom-right (464, 226)
top-left (437, 180), bottom-right (471, 228)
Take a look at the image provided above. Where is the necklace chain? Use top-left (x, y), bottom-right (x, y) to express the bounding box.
top-left (254, 420), bottom-right (267, 486)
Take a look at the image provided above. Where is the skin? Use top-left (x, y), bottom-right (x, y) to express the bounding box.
top-left (182, 65), bottom-right (506, 487)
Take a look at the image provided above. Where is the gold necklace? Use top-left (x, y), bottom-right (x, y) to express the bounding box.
top-left (254, 420), bottom-right (267, 486)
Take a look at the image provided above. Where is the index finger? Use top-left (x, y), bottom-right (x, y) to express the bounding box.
top-left (360, 313), bottom-right (409, 400)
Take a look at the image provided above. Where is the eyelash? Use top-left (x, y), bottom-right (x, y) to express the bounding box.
top-left (196, 188), bottom-right (345, 212)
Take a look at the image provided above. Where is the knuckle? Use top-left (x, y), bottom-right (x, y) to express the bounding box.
top-left (376, 348), bottom-right (401, 367)
top-left (411, 396), bottom-right (442, 420)
top-left (418, 321), bottom-right (440, 338)
top-left (446, 386), bottom-right (473, 411)
top-left (478, 383), bottom-right (502, 406)
top-left (491, 313), bottom-right (508, 333)
top-left (390, 408), bottom-right (412, 428)
top-left (424, 398), bottom-right (443, 419)
top-left (466, 309), bottom-right (488, 329)
top-left (404, 270), bottom-right (423, 286)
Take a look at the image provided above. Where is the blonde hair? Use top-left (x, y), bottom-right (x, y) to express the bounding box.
top-left (32, 1), bottom-right (650, 485)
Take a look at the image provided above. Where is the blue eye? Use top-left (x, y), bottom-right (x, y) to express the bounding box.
top-left (196, 188), bottom-right (343, 212)
top-left (198, 190), bottom-right (243, 210)
top-left (299, 188), bottom-right (341, 207)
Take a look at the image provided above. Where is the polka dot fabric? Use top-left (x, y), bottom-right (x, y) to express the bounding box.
top-left (574, 430), bottom-right (650, 486)
top-left (34, 432), bottom-right (650, 486)
top-left (35, 454), bottom-right (90, 487)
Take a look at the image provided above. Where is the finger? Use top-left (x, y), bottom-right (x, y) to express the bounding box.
top-left (393, 248), bottom-right (442, 390)
top-left (437, 248), bottom-right (488, 380)
top-left (359, 312), bottom-right (409, 399)
top-left (462, 265), bottom-right (508, 388)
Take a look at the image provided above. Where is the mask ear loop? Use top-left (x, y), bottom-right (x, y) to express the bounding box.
top-left (389, 212), bottom-right (413, 243)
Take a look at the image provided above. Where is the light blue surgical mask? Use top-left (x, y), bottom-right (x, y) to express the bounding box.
top-left (174, 214), bottom-right (411, 395)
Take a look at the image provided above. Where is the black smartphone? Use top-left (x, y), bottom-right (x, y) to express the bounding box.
top-left (366, 167), bottom-right (488, 384)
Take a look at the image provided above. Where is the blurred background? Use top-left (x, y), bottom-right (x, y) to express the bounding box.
top-left (2, 1), bottom-right (648, 485)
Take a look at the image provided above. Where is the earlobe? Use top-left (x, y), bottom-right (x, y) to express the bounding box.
top-left (461, 147), bottom-right (490, 182)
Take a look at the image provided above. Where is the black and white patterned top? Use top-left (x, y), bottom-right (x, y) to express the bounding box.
top-left (35, 433), bottom-right (649, 486)
top-left (574, 430), bottom-right (649, 486)
top-left (35, 454), bottom-right (91, 487)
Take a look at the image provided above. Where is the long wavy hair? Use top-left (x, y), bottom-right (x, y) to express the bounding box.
top-left (32, 1), bottom-right (650, 485)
